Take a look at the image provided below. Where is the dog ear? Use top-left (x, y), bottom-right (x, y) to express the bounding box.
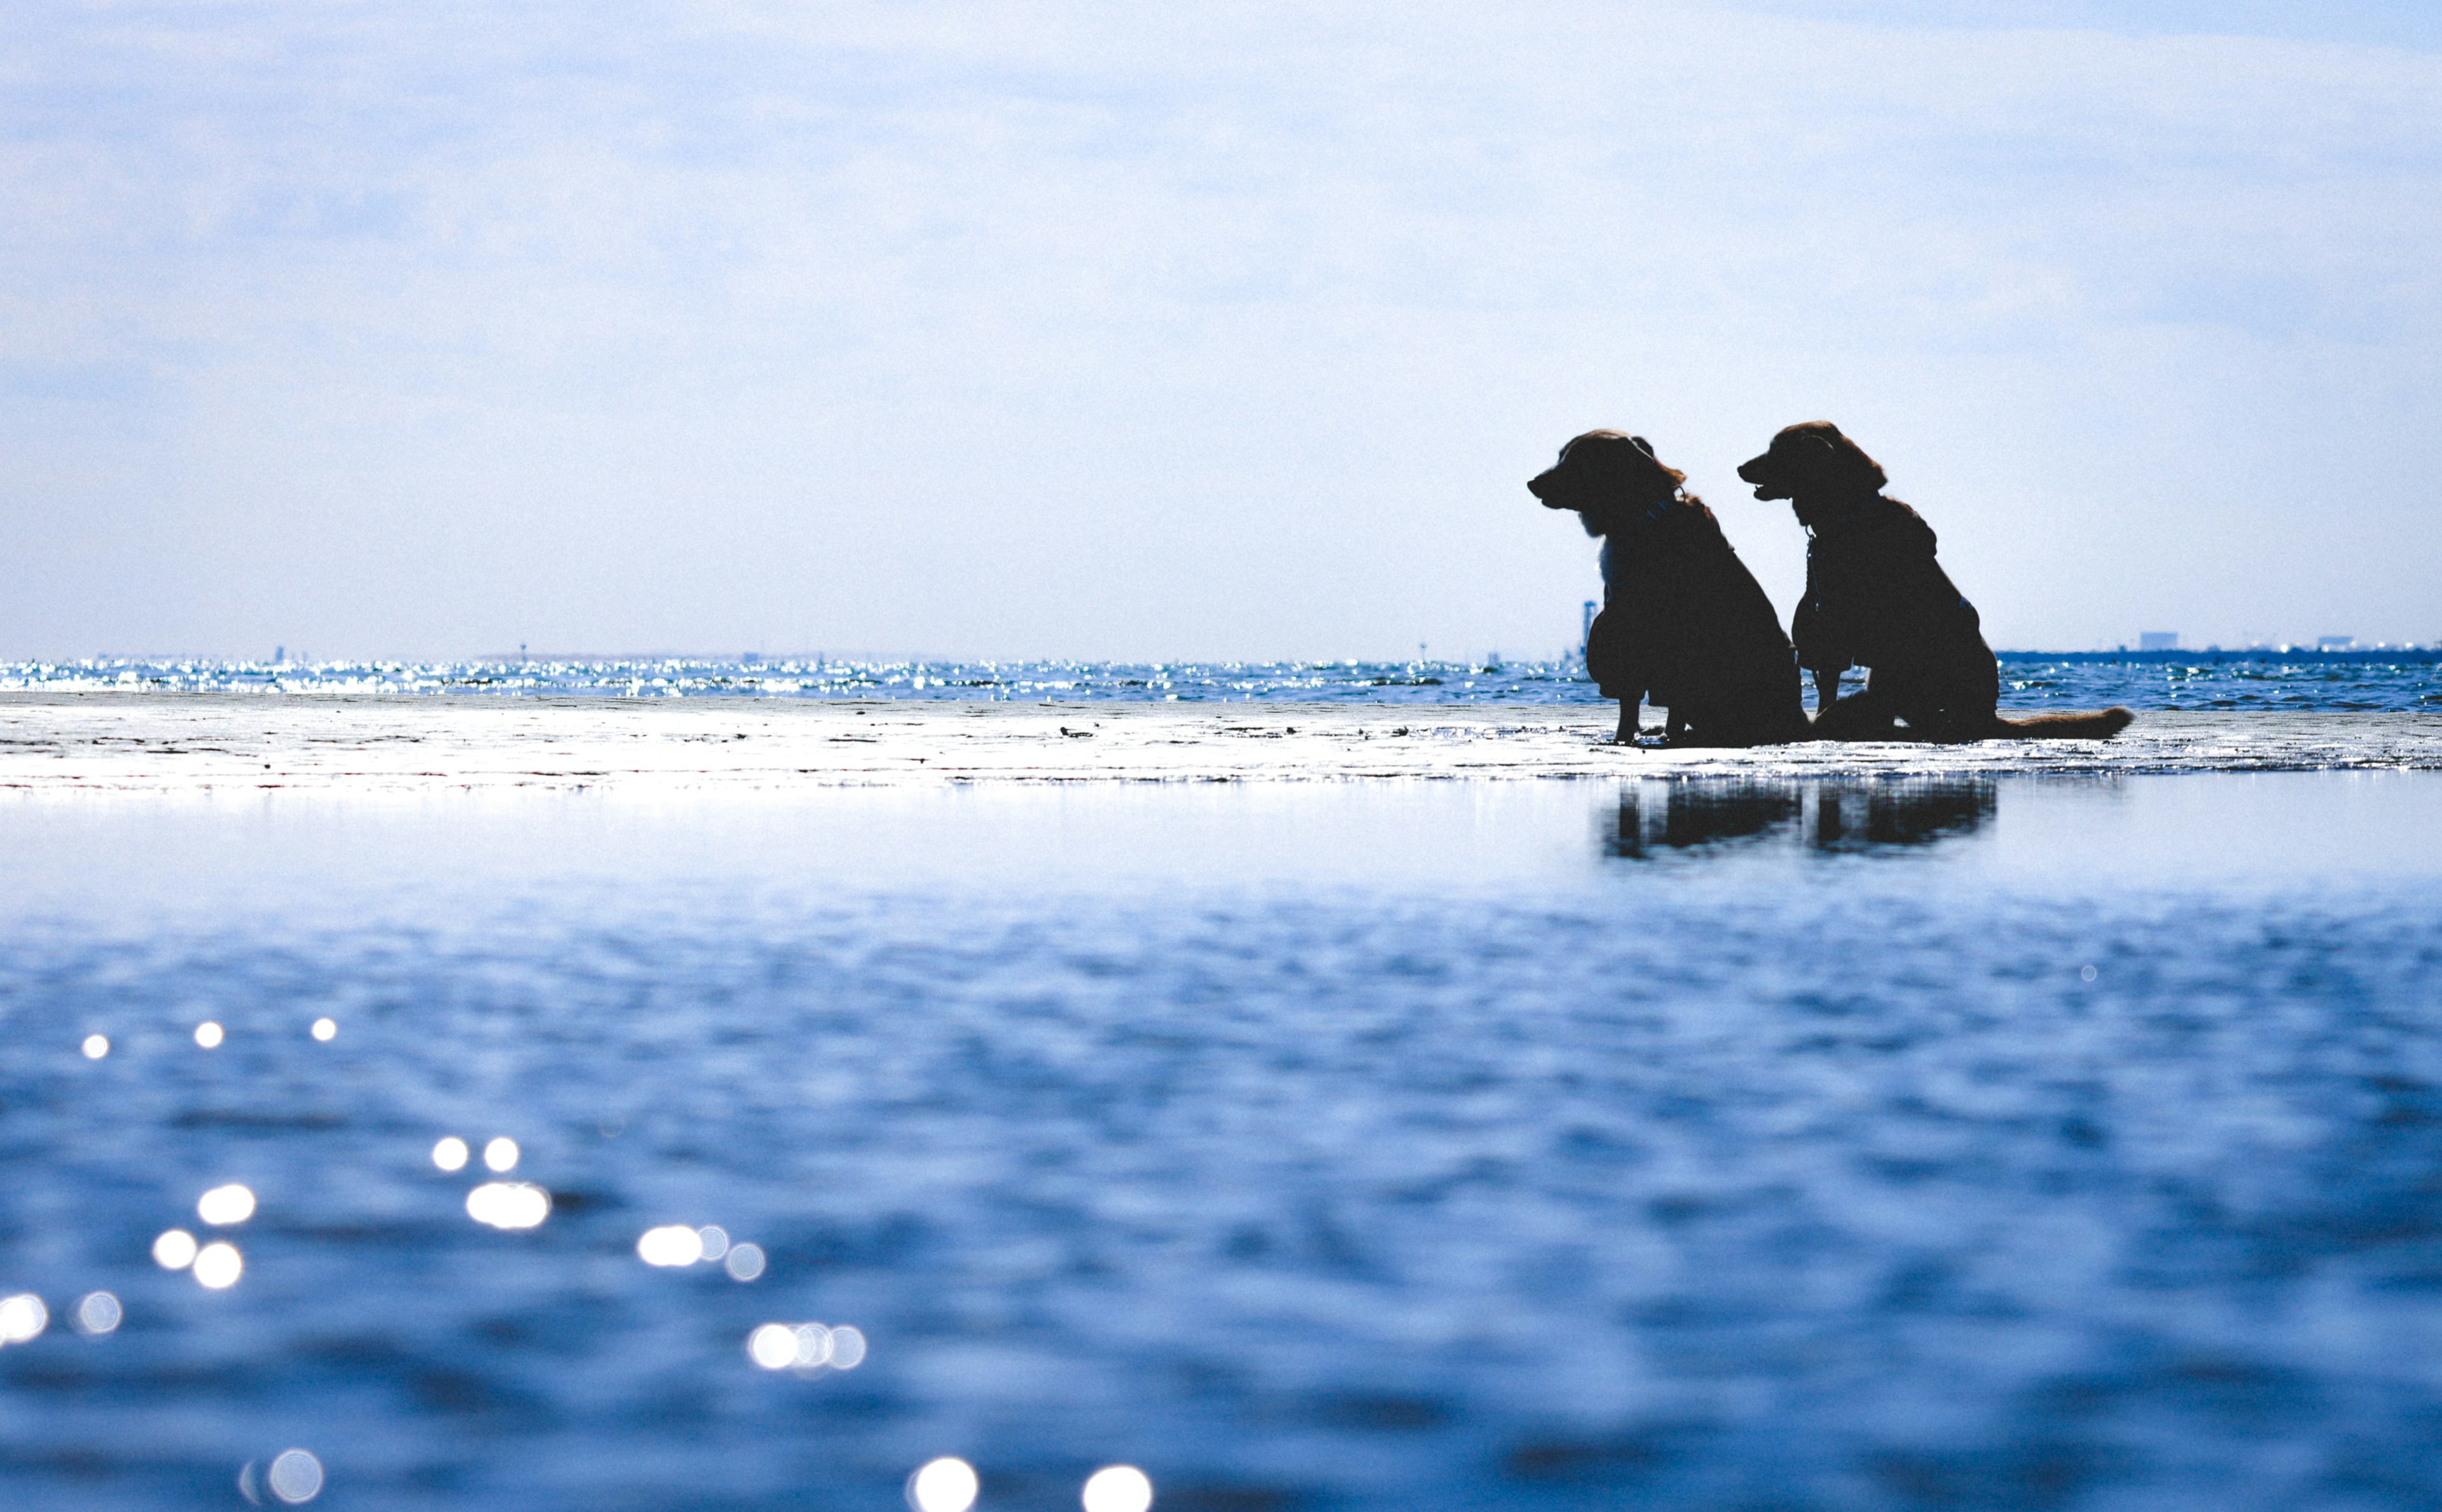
top-left (1797, 430), bottom-right (1888, 491)
top-left (1779, 432), bottom-right (1838, 483)
top-left (1627, 435), bottom-right (1657, 459)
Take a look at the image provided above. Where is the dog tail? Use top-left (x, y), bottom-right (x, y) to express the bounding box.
top-left (1989, 707), bottom-right (2135, 740)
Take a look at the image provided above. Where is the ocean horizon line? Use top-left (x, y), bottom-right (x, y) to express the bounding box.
top-left (10, 646), bottom-right (2441, 670)
top-left (5, 651), bottom-right (2435, 715)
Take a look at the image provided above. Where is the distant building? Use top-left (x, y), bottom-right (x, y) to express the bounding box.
top-left (2138, 631), bottom-right (2179, 651)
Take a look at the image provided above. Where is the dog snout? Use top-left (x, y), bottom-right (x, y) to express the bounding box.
top-left (1527, 466), bottom-right (1565, 505)
top-left (1737, 451), bottom-right (1791, 498)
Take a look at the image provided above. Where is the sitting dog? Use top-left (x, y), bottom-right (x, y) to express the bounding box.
top-left (1530, 430), bottom-right (1809, 746)
top-left (1735, 422), bottom-right (2133, 742)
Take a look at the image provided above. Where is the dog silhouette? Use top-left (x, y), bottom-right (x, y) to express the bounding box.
top-left (1736, 422), bottom-right (2132, 741)
top-left (1531, 431), bottom-right (1808, 746)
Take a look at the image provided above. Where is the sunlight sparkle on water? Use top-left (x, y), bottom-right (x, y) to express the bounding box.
top-left (198, 1184), bottom-right (256, 1226)
top-left (310, 1017), bottom-right (336, 1041)
top-left (193, 1242), bottom-right (243, 1289)
top-left (1082, 1464), bottom-right (1154, 1512)
top-left (907, 1457), bottom-right (979, 1512)
top-left (696, 1225), bottom-right (729, 1260)
top-left (724, 1242), bottom-right (765, 1281)
top-left (747, 1324), bottom-right (799, 1370)
top-left (746, 1321), bottom-right (866, 1370)
top-left (194, 1021), bottom-right (224, 1048)
top-left (0, 1293), bottom-right (48, 1344)
top-left (466, 1182), bottom-right (549, 1230)
top-left (483, 1137), bottom-right (519, 1172)
top-left (431, 1137), bottom-right (469, 1172)
top-left (74, 1291), bottom-right (121, 1334)
top-left (153, 1229), bottom-right (198, 1270)
top-left (81, 1034), bottom-right (108, 1059)
top-left (638, 1225), bottom-right (704, 1267)
top-left (267, 1448), bottom-right (325, 1504)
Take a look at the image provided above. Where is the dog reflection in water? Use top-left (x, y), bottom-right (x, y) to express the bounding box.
top-left (1605, 777), bottom-right (1997, 857)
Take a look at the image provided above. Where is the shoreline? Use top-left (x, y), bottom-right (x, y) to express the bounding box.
top-left (2, 693), bottom-right (2437, 792)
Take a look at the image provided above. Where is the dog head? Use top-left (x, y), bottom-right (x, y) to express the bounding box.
top-left (1528, 431), bottom-right (1685, 535)
top-left (1735, 422), bottom-right (1887, 509)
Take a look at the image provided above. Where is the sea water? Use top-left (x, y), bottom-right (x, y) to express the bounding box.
top-left (7, 654), bottom-right (2438, 712)
top-left (3, 771), bottom-right (2441, 1509)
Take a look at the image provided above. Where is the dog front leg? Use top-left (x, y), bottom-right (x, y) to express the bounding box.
top-left (1812, 667), bottom-right (1842, 713)
top-left (1615, 703), bottom-right (1639, 744)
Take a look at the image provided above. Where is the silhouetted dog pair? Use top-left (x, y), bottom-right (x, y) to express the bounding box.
top-left (1531, 425), bottom-right (2133, 746)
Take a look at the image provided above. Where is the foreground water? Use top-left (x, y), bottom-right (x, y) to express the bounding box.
top-left (4, 773), bottom-right (2441, 1509)
top-left (8, 654), bottom-right (2439, 713)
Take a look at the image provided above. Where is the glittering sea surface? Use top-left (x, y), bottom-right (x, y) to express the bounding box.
top-left (6, 654), bottom-right (2438, 711)
top-left (5, 773), bottom-right (2442, 1509)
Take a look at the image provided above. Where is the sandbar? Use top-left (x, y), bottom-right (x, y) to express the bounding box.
top-left (0, 693), bottom-right (2435, 794)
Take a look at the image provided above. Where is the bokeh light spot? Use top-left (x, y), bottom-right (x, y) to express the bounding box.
top-left (792, 1323), bottom-right (833, 1366)
top-left (696, 1225), bottom-right (729, 1260)
top-left (81, 1034), bottom-right (109, 1059)
top-left (195, 1021), bottom-right (225, 1048)
top-left (310, 1017), bottom-right (337, 1041)
top-left (724, 1242), bottom-right (766, 1281)
top-left (829, 1325), bottom-right (867, 1369)
top-left (1082, 1465), bottom-right (1154, 1512)
top-left (75, 1291), bottom-right (122, 1335)
top-left (268, 1448), bottom-right (324, 1504)
top-left (747, 1323), bottom-right (799, 1370)
top-left (638, 1225), bottom-right (704, 1267)
top-left (483, 1137), bottom-right (520, 1172)
top-left (431, 1137), bottom-right (469, 1172)
top-left (0, 1293), bottom-right (48, 1344)
top-left (466, 1182), bottom-right (550, 1230)
top-left (198, 1183), bottom-right (256, 1226)
top-left (193, 1242), bottom-right (244, 1289)
top-left (153, 1229), bottom-right (199, 1270)
top-left (908, 1457), bottom-right (979, 1512)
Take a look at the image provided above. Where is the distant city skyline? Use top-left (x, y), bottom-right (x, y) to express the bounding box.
top-left (3, 1), bottom-right (2438, 661)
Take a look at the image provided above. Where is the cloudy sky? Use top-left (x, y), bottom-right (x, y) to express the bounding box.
top-left (3, 0), bottom-right (2436, 661)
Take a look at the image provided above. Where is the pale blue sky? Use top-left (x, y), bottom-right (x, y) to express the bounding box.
top-left (3, 1), bottom-right (2436, 659)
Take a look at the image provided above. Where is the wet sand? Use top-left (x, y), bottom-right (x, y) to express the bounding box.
top-left (0, 693), bottom-right (2435, 792)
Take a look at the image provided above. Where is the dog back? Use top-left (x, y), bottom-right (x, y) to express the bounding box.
top-left (1793, 497), bottom-right (1987, 678)
top-left (1590, 498), bottom-right (1801, 726)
